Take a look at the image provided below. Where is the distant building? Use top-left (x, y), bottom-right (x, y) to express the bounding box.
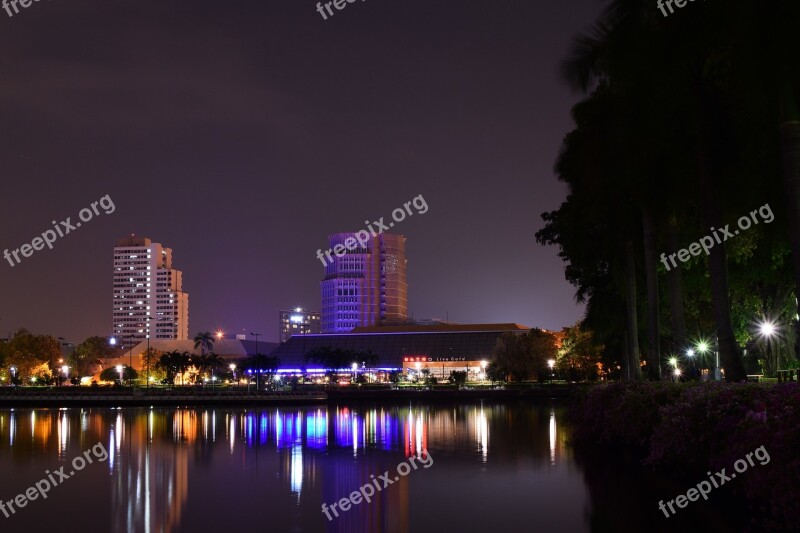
top-left (112, 236), bottom-right (189, 343)
top-left (320, 232), bottom-right (407, 333)
top-left (279, 308), bottom-right (321, 343)
top-left (102, 338), bottom-right (280, 372)
top-left (270, 323), bottom-right (531, 379)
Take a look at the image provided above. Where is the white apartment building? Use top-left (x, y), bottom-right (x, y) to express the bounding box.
top-left (112, 236), bottom-right (189, 343)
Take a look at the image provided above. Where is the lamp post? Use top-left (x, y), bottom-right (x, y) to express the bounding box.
top-left (10, 365), bottom-right (16, 387)
top-left (230, 364), bottom-right (237, 388)
top-left (481, 360), bottom-right (488, 385)
top-left (61, 365), bottom-right (70, 385)
top-left (686, 348), bottom-right (696, 378)
top-left (251, 332), bottom-right (261, 356)
top-left (352, 362), bottom-right (358, 383)
top-left (696, 341), bottom-right (719, 381)
top-left (251, 332), bottom-right (261, 391)
top-left (145, 316), bottom-right (151, 389)
top-left (127, 333), bottom-right (135, 387)
top-left (547, 359), bottom-right (555, 383)
top-left (116, 365), bottom-right (124, 385)
top-left (757, 320), bottom-right (779, 380)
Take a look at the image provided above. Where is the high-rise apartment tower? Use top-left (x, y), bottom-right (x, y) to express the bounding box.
top-left (112, 236), bottom-right (189, 343)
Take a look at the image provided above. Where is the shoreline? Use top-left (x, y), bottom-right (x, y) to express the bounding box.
top-left (0, 385), bottom-right (581, 407)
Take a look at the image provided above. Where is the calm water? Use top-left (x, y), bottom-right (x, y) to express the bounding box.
top-left (0, 402), bottom-right (737, 533)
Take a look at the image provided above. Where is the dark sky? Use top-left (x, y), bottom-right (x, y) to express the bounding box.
top-left (0, 0), bottom-right (601, 343)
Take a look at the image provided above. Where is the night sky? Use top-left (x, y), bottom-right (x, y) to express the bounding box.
top-left (0, 0), bottom-right (601, 343)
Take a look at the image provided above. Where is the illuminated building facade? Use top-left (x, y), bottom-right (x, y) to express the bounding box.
top-left (320, 233), bottom-right (407, 333)
top-left (269, 323), bottom-right (531, 379)
top-left (279, 308), bottom-right (321, 343)
top-left (112, 236), bottom-right (189, 342)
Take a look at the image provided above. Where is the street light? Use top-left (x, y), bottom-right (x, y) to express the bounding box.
top-left (251, 332), bottom-right (261, 356)
top-left (116, 365), bottom-right (124, 385)
top-left (668, 356), bottom-right (678, 368)
top-left (547, 359), bottom-right (555, 383)
top-left (695, 340), bottom-right (719, 381)
top-left (230, 364), bottom-right (237, 387)
top-left (758, 319), bottom-right (778, 378)
top-left (481, 360), bottom-right (488, 385)
top-left (216, 330), bottom-right (224, 340)
top-left (9, 366), bottom-right (17, 387)
top-left (61, 365), bottom-right (70, 385)
top-left (352, 362), bottom-right (358, 383)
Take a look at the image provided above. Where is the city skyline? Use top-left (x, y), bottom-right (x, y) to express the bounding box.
top-left (0, 0), bottom-right (598, 344)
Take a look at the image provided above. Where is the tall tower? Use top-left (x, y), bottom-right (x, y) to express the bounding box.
top-left (112, 236), bottom-right (189, 343)
top-left (320, 233), bottom-right (407, 333)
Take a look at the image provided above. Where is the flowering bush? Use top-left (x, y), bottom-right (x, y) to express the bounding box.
top-left (568, 382), bottom-right (800, 530)
top-left (568, 381), bottom-right (684, 449)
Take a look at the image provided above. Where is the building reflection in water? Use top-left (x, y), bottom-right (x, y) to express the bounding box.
top-left (0, 403), bottom-right (573, 533)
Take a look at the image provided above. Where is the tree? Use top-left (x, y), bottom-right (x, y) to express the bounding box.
top-left (190, 352), bottom-right (224, 384)
top-left (194, 332), bottom-right (215, 356)
top-left (240, 354), bottom-right (280, 390)
top-left (0, 329), bottom-right (62, 380)
top-left (557, 322), bottom-right (604, 382)
top-left (449, 370), bottom-right (467, 389)
top-left (100, 366), bottom-right (138, 383)
top-left (156, 351), bottom-right (191, 385)
top-left (490, 330), bottom-right (558, 382)
top-left (71, 336), bottom-right (115, 376)
top-left (139, 347), bottom-right (162, 384)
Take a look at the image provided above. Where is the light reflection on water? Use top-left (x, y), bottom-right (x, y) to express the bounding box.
top-left (0, 403), bottom-right (582, 533)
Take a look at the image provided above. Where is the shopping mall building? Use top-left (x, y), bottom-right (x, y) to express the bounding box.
top-left (269, 323), bottom-right (533, 380)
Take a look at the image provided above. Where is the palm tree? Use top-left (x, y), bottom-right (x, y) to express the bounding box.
top-left (194, 332), bottom-right (215, 356)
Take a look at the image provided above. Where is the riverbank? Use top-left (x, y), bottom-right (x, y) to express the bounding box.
top-left (0, 383), bottom-right (582, 407)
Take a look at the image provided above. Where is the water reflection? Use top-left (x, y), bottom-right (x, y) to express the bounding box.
top-left (0, 403), bottom-right (579, 533)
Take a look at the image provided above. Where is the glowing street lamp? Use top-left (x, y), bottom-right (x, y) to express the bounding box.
top-left (352, 362), bottom-right (358, 382)
top-left (758, 319), bottom-right (778, 377)
top-left (695, 340), bottom-right (719, 381)
top-left (116, 365), bottom-right (124, 384)
top-left (759, 321), bottom-right (776, 338)
top-left (61, 365), bottom-right (70, 385)
top-left (216, 330), bottom-right (224, 340)
top-left (668, 356), bottom-right (678, 368)
top-left (9, 366), bottom-right (17, 386)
